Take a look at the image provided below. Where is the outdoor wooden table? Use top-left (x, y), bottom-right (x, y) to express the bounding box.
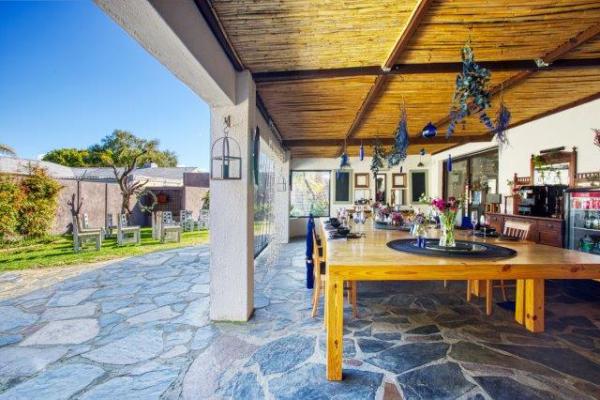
top-left (320, 219), bottom-right (600, 381)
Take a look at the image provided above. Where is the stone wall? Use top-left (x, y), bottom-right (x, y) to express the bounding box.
top-left (51, 181), bottom-right (209, 234)
top-left (52, 179), bottom-right (128, 234)
top-left (183, 186), bottom-right (209, 219)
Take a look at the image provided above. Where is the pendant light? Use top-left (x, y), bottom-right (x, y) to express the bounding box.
top-left (359, 141), bottom-right (365, 161)
top-left (417, 148), bottom-right (426, 167)
top-left (338, 139), bottom-right (350, 179)
top-left (422, 122), bottom-right (437, 138)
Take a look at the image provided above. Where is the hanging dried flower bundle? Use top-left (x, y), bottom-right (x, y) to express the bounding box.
top-left (388, 106), bottom-right (410, 168)
top-left (494, 103), bottom-right (511, 146)
top-left (371, 140), bottom-right (386, 179)
top-left (594, 128), bottom-right (600, 149)
top-left (447, 43), bottom-right (492, 137)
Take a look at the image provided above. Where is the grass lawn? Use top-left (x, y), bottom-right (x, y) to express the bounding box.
top-left (0, 228), bottom-right (209, 271)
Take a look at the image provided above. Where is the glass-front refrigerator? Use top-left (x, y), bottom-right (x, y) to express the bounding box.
top-left (565, 188), bottom-right (600, 254)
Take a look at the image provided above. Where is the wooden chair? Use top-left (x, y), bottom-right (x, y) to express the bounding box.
top-left (117, 214), bottom-right (141, 246)
top-left (72, 215), bottom-right (102, 252)
top-left (180, 210), bottom-right (195, 232)
top-left (311, 221), bottom-right (358, 320)
top-left (197, 210), bottom-right (210, 230)
top-left (468, 220), bottom-right (531, 315)
top-left (161, 211), bottom-right (182, 243)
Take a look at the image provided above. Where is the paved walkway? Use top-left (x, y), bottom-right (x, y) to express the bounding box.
top-left (0, 241), bottom-right (600, 399)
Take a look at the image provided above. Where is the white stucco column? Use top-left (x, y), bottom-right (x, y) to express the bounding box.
top-left (209, 71), bottom-right (255, 321)
top-left (274, 151), bottom-right (291, 244)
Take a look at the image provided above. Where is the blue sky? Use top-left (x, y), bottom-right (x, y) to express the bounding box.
top-left (0, 1), bottom-right (210, 169)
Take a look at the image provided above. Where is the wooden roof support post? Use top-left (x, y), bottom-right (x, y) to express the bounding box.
top-left (337, 0), bottom-right (434, 156)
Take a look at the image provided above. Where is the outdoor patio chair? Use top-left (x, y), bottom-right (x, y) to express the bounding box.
top-left (467, 220), bottom-right (531, 315)
top-left (105, 213), bottom-right (117, 238)
top-left (180, 210), bottom-right (195, 232)
top-left (197, 210), bottom-right (209, 230)
top-left (72, 215), bottom-right (103, 252)
top-left (311, 222), bottom-right (358, 319)
top-left (161, 211), bottom-right (182, 243)
top-left (117, 213), bottom-right (141, 246)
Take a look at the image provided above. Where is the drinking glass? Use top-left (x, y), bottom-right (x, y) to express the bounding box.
top-left (353, 212), bottom-right (360, 227)
top-left (471, 212), bottom-right (478, 238)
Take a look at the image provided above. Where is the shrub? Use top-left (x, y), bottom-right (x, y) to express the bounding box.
top-left (17, 167), bottom-right (62, 238)
top-left (0, 175), bottom-right (21, 241)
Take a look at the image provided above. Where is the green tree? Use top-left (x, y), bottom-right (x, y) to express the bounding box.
top-left (43, 148), bottom-right (90, 167)
top-left (43, 130), bottom-right (178, 217)
top-left (18, 167), bottom-right (62, 238)
top-left (201, 190), bottom-right (210, 210)
top-left (95, 131), bottom-right (177, 216)
top-left (0, 144), bottom-right (16, 156)
top-left (0, 175), bottom-right (22, 240)
top-left (42, 130), bottom-right (177, 168)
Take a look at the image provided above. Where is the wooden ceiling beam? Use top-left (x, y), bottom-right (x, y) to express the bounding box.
top-left (253, 59), bottom-right (600, 83)
top-left (382, 0), bottom-right (434, 70)
top-left (336, 0), bottom-right (435, 157)
top-left (194, 0), bottom-right (289, 150)
top-left (434, 23), bottom-right (600, 128)
top-left (283, 134), bottom-right (491, 148)
top-left (194, 0), bottom-right (244, 71)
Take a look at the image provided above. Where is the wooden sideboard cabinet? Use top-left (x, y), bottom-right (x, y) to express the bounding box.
top-left (485, 213), bottom-right (564, 247)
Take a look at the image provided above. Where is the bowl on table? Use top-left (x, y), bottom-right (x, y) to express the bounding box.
top-left (337, 227), bottom-right (350, 236)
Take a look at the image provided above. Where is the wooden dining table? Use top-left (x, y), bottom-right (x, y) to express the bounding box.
top-left (320, 218), bottom-right (600, 381)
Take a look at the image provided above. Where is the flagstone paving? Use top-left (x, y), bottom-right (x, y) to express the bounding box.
top-left (0, 241), bottom-right (600, 399)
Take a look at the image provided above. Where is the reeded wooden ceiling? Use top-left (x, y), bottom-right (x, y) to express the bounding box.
top-left (204, 0), bottom-right (600, 158)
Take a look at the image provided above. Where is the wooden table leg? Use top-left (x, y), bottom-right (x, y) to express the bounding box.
top-left (326, 274), bottom-right (344, 381)
top-left (525, 279), bottom-right (545, 333)
top-left (469, 280), bottom-right (486, 298)
top-left (485, 280), bottom-right (493, 316)
top-left (466, 280), bottom-right (472, 302)
top-left (515, 279), bottom-right (525, 325)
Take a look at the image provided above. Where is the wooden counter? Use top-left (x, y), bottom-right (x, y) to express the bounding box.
top-left (486, 212), bottom-right (564, 247)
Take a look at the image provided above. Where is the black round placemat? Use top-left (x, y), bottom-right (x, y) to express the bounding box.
top-left (386, 239), bottom-right (516, 259)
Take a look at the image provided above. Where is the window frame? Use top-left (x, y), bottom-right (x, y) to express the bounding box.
top-left (289, 169), bottom-right (332, 218)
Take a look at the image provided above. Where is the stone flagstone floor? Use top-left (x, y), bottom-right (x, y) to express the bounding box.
top-left (1, 240), bottom-right (600, 399)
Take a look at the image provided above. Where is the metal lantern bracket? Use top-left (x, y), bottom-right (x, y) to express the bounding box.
top-left (211, 115), bottom-right (243, 180)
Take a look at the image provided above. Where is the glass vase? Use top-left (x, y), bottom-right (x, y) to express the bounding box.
top-left (438, 213), bottom-right (456, 247)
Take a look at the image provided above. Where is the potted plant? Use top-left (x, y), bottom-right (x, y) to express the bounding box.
top-left (431, 197), bottom-right (461, 247)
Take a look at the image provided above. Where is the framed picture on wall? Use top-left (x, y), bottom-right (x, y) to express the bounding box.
top-left (375, 173), bottom-right (387, 203)
top-left (392, 173), bottom-right (406, 188)
top-left (354, 173), bottom-right (369, 188)
top-left (410, 170), bottom-right (428, 203)
top-left (334, 170), bottom-right (352, 204)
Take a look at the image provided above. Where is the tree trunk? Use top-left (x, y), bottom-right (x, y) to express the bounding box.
top-left (121, 192), bottom-right (132, 218)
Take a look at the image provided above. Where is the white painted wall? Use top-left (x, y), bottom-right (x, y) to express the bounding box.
top-left (292, 154), bottom-right (434, 211)
top-left (209, 71), bottom-right (256, 321)
top-left (289, 154), bottom-right (434, 236)
top-left (290, 99), bottom-right (600, 237)
top-left (432, 99), bottom-right (600, 198)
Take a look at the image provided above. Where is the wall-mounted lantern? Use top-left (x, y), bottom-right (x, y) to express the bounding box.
top-left (211, 116), bottom-right (242, 180)
top-left (276, 174), bottom-right (288, 192)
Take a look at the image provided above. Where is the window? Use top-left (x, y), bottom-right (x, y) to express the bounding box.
top-left (410, 170), bottom-right (428, 203)
top-left (290, 170), bottom-right (331, 217)
top-left (254, 150), bottom-right (275, 257)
